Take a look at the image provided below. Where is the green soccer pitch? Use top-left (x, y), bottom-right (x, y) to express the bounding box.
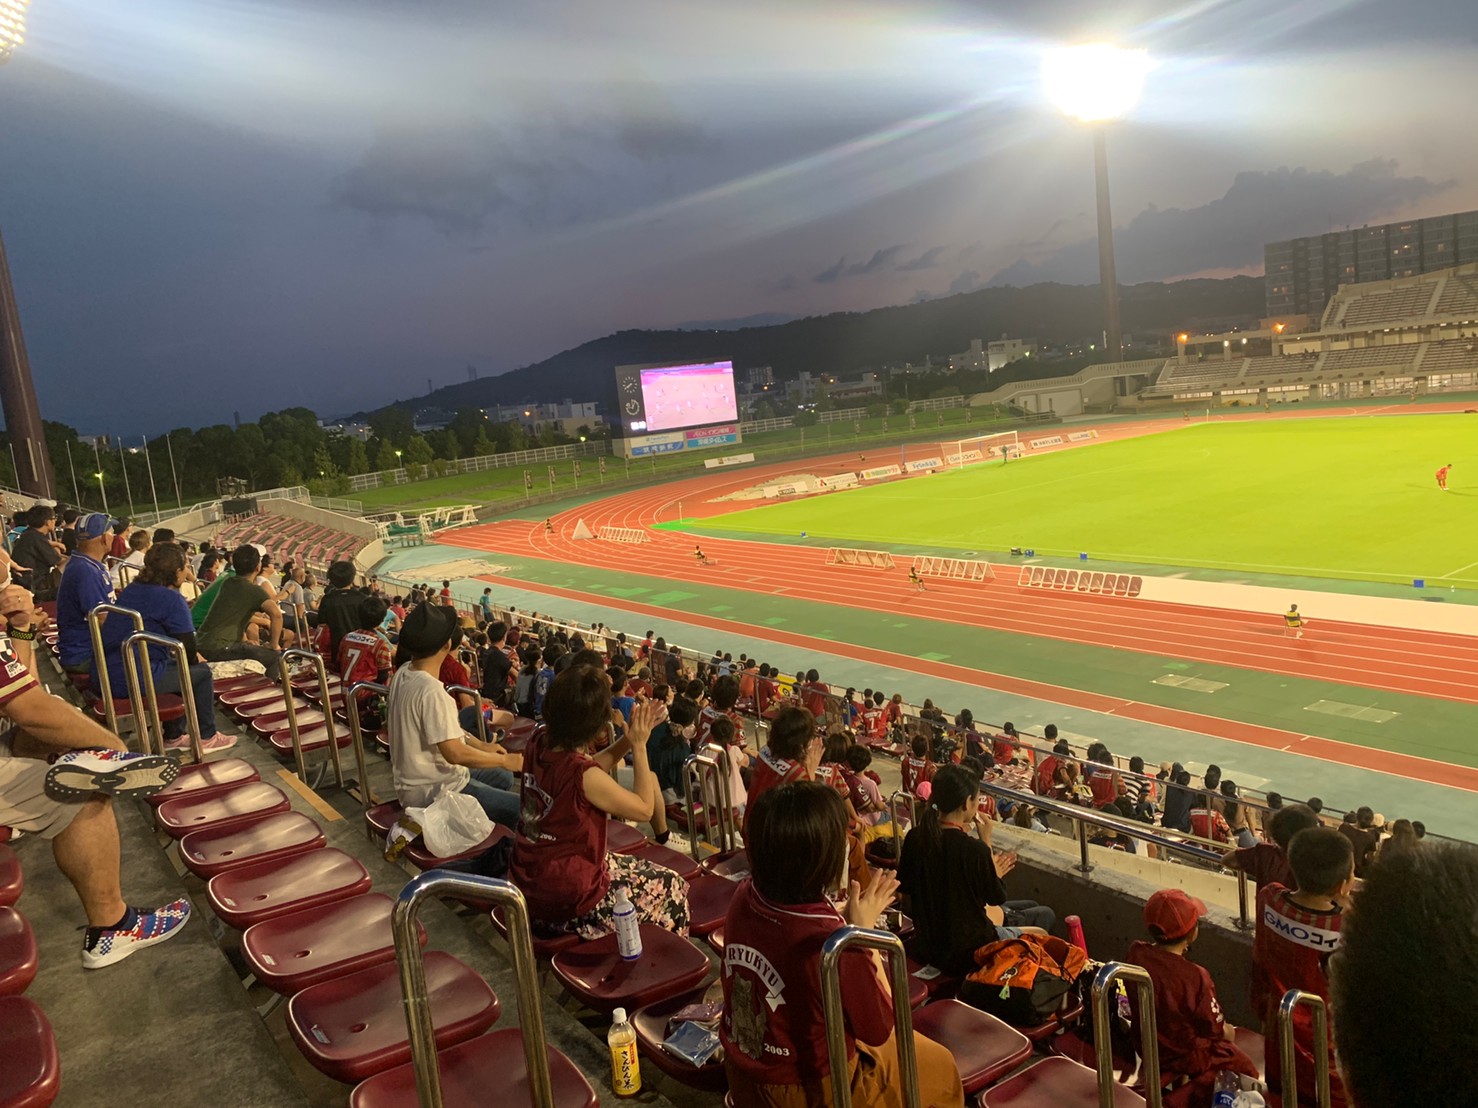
top-left (695, 414), bottom-right (1478, 586)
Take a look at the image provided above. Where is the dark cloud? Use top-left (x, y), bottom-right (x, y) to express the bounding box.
top-left (948, 269), bottom-right (984, 295)
top-left (846, 245), bottom-right (906, 275)
top-left (814, 256), bottom-right (847, 283)
top-left (606, 78), bottom-right (710, 161)
top-left (897, 246), bottom-right (946, 271)
top-left (988, 159), bottom-right (1453, 286)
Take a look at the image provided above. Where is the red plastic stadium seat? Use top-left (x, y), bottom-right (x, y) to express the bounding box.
top-left (550, 925), bottom-right (711, 1014)
top-left (700, 849), bottom-right (749, 879)
top-left (242, 893), bottom-right (425, 996)
top-left (206, 848), bottom-right (372, 929)
top-left (1234, 1026), bottom-right (1266, 1080)
top-left (348, 1029), bottom-right (598, 1108)
top-left (146, 758), bottom-right (260, 807)
top-left (631, 986), bottom-right (727, 1091)
top-left (489, 904), bottom-right (581, 959)
top-left (0, 996), bottom-right (59, 1108)
top-left (629, 841), bottom-right (701, 882)
top-left (363, 801), bottom-right (400, 839)
top-left (218, 685), bottom-right (289, 710)
top-left (179, 812), bottom-right (326, 879)
top-left (154, 781), bottom-right (291, 839)
top-left (213, 674), bottom-right (276, 694)
top-left (251, 706), bottom-right (335, 734)
top-left (265, 721), bottom-right (354, 754)
top-left (606, 820), bottom-right (647, 854)
top-left (234, 696), bottom-right (310, 721)
top-left (90, 695), bottom-right (185, 724)
top-left (404, 825), bottom-right (512, 872)
top-left (0, 847), bottom-right (21, 908)
top-left (685, 872), bottom-right (738, 938)
top-left (1019, 995), bottom-right (1084, 1045)
top-left (905, 956), bottom-right (959, 1005)
top-left (0, 908), bottom-right (39, 997)
top-left (913, 1001), bottom-right (1032, 1095)
top-left (286, 952), bottom-right (500, 1083)
top-left (980, 1056), bottom-right (1145, 1108)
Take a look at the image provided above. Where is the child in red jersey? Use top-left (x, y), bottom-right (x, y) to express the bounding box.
top-left (1222, 804), bottom-right (1319, 893)
top-left (720, 782), bottom-right (964, 1108)
top-left (1127, 890), bottom-right (1259, 1108)
top-left (900, 730), bottom-right (937, 797)
top-left (1252, 826), bottom-right (1354, 1107)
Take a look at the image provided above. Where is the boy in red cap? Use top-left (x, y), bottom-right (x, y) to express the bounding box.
top-left (1126, 889), bottom-right (1259, 1107)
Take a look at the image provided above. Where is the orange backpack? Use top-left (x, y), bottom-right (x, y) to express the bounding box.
top-left (960, 933), bottom-right (1088, 1026)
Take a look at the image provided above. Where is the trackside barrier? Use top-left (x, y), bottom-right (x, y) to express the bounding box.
top-left (1092, 963), bottom-right (1164, 1107)
top-left (87, 604), bottom-right (146, 738)
top-left (391, 872), bottom-right (557, 1108)
top-left (1068, 430), bottom-right (1100, 443)
top-left (121, 631), bottom-right (204, 760)
top-left (860, 465), bottom-right (903, 480)
top-left (598, 527), bottom-right (649, 543)
top-left (825, 548), bottom-right (896, 570)
top-left (1028, 435), bottom-right (1066, 449)
top-left (1278, 989), bottom-right (1333, 1108)
top-left (914, 556), bottom-right (994, 581)
top-left (1018, 565), bottom-right (1142, 596)
top-left (821, 926), bottom-right (920, 1108)
top-left (903, 457), bottom-right (944, 473)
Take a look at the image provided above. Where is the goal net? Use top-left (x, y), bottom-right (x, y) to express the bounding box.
top-left (941, 430), bottom-right (1019, 468)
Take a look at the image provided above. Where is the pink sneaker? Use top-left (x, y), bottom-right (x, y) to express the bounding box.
top-left (200, 732), bottom-right (238, 753)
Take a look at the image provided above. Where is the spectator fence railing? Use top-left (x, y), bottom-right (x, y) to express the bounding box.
top-left (1278, 989), bottom-right (1333, 1108)
top-left (821, 926), bottom-right (921, 1108)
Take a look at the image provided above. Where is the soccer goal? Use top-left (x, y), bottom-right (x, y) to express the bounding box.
top-left (941, 430), bottom-right (1020, 468)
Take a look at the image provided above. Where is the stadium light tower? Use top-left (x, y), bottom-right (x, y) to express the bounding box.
top-left (1042, 43), bottom-right (1150, 364)
top-left (0, 1), bottom-right (55, 498)
top-left (0, 1), bottom-right (29, 63)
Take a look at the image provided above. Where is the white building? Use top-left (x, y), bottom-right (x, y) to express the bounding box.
top-left (949, 337), bottom-right (1037, 373)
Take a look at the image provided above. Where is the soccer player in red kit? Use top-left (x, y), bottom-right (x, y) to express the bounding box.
top-left (1437, 462), bottom-right (1453, 490)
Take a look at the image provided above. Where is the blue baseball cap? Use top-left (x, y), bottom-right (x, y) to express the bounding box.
top-left (76, 513), bottom-right (118, 541)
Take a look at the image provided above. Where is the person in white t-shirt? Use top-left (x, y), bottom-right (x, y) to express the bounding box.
top-left (388, 601), bottom-right (521, 826)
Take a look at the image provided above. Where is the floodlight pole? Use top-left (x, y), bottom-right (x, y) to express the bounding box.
top-left (1092, 127), bottom-right (1123, 363)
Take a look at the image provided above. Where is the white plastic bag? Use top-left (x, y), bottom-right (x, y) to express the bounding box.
top-left (418, 790), bottom-right (494, 857)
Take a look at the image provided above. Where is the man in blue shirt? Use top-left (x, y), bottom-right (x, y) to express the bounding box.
top-left (479, 587), bottom-right (494, 624)
top-left (55, 513), bottom-right (117, 677)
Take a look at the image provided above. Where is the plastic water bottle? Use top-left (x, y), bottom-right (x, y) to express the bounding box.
top-left (1212, 1070), bottom-right (1240, 1108)
top-left (613, 886), bottom-right (642, 961)
top-left (608, 1007), bottom-right (642, 1096)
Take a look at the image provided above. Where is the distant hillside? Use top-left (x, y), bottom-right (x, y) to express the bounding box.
top-left (361, 276), bottom-right (1263, 418)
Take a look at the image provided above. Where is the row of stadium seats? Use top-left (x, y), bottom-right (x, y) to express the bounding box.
top-left (211, 511), bottom-right (367, 573)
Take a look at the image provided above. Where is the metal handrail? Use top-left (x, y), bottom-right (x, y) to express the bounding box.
top-left (86, 603), bottom-right (145, 736)
top-left (821, 926), bottom-right (920, 1108)
top-left (680, 747), bottom-right (734, 861)
top-left (392, 871), bottom-right (556, 1108)
top-left (821, 927), bottom-right (922, 1108)
top-left (345, 680), bottom-right (388, 814)
top-left (121, 631), bottom-right (204, 761)
top-left (282, 648), bottom-right (349, 792)
top-left (888, 789), bottom-right (918, 862)
top-left (1277, 988), bottom-right (1332, 1108)
top-left (1091, 961), bottom-right (1163, 1108)
top-left (447, 684), bottom-right (489, 745)
top-left (974, 778), bottom-right (1252, 929)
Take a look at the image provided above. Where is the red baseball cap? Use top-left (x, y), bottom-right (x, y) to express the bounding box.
top-left (1144, 889), bottom-right (1206, 942)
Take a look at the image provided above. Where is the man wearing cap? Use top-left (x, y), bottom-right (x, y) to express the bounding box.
top-left (1126, 889), bottom-right (1258, 1107)
top-left (54, 513), bottom-right (119, 677)
top-left (388, 601), bottom-right (522, 828)
top-left (195, 545), bottom-right (283, 671)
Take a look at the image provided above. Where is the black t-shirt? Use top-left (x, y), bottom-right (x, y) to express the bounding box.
top-left (897, 825), bottom-right (1004, 978)
top-left (480, 646), bottom-right (512, 697)
top-left (317, 588), bottom-right (364, 656)
top-left (11, 527), bottom-right (60, 573)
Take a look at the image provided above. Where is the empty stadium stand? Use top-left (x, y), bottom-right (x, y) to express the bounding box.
top-left (212, 512), bottom-right (369, 571)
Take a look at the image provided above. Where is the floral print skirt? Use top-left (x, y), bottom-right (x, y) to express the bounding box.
top-left (567, 850), bottom-right (691, 940)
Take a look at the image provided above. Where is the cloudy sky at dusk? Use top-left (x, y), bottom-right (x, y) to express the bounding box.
top-left (2, 0), bottom-right (1476, 432)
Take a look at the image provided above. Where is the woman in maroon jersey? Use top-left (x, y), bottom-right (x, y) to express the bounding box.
top-left (509, 666), bottom-right (689, 939)
top-left (721, 782), bottom-right (964, 1108)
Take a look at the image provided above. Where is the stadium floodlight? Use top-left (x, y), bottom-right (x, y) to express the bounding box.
top-left (1042, 43), bottom-right (1151, 366)
top-left (0, 0), bottom-right (31, 65)
top-left (1041, 44), bottom-right (1149, 123)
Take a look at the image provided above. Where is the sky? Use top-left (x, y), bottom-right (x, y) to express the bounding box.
top-left (1, 0), bottom-right (1476, 433)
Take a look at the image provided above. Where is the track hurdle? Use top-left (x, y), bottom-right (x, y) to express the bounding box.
top-left (913, 556), bottom-right (994, 581)
top-left (826, 548), bottom-right (897, 569)
top-left (598, 526), bottom-right (650, 543)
